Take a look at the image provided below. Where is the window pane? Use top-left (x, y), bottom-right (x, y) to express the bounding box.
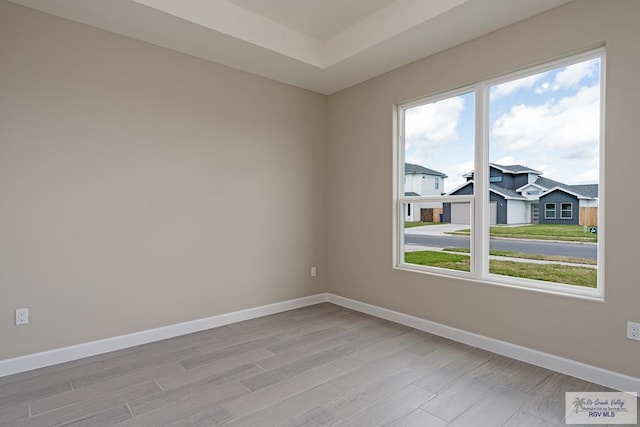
top-left (545, 203), bottom-right (556, 219)
top-left (402, 92), bottom-right (474, 273)
top-left (487, 57), bottom-right (601, 289)
top-left (403, 202), bottom-right (471, 272)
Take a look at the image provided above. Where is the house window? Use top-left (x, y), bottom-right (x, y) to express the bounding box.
top-left (434, 177), bottom-right (439, 190)
top-left (396, 48), bottom-right (604, 297)
top-left (544, 203), bottom-right (556, 219)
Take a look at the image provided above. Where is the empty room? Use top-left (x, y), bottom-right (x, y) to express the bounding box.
top-left (1, 0), bottom-right (639, 425)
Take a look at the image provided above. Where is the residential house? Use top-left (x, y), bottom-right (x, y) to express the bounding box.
top-left (404, 163), bottom-right (447, 222)
top-left (442, 164), bottom-right (598, 225)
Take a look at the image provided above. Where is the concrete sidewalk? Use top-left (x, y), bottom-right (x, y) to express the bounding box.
top-left (404, 223), bottom-right (468, 236)
top-left (403, 244), bottom-right (597, 269)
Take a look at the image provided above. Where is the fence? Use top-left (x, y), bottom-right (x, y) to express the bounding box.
top-left (579, 207), bottom-right (598, 226)
top-left (421, 208), bottom-right (443, 223)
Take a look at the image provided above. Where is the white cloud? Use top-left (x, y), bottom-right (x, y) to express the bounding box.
top-left (552, 60), bottom-right (596, 91)
top-left (405, 96), bottom-right (464, 144)
top-left (535, 59), bottom-right (598, 94)
top-left (491, 84), bottom-right (600, 184)
top-left (492, 84), bottom-right (600, 151)
top-left (443, 160), bottom-right (474, 193)
top-left (574, 169), bottom-right (599, 183)
top-left (404, 96), bottom-right (465, 165)
top-left (493, 156), bottom-right (520, 166)
top-left (490, 73), bottom-right (546, 101)
top-left (404, 96), bottom-right (472, 192)
top-left (535, 82), bottom-right (550, 94)
top-left (455, 160), bottom-right (474, 176)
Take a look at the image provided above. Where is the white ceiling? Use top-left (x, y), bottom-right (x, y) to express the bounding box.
top-left (9, 0), bottom-right (572, 94)
top-left (226, 0), bottom-right (395, 41)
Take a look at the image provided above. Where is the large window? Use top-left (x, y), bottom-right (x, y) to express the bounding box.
top-left (396, 49), bottom-right (604, 297)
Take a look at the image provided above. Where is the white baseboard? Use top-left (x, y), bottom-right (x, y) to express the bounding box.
top-left (0, 293), bottom-right (329, 378)
top-left (327, 294), bottom-right (640, 393)
top-left (3, 292), bottom-right (638, 393)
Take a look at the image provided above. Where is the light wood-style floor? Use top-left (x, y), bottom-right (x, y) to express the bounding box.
top-left (0, 303), bottom-right (622, 426)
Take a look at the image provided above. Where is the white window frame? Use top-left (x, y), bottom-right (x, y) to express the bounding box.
top-left (393, 48), bottom-right (605, 299)
top-left (434, 177), bottom-right (439, 190)
top-left (545, 203), bottom-right (557, 219)
top-left (561, 202), bottom-right (573, 219)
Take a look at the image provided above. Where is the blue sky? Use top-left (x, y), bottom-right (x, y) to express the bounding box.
top-left (404, 57), bottom-right (601, 192)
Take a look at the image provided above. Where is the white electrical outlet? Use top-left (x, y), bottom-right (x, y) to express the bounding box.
top-left (311, 267), bottom-right (317, 277)
top-left (627, 321), bottom-right (640, 341)
top-left (15, 308), bottom-right (29, 325)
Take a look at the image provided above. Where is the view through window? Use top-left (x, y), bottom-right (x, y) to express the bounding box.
top-left (398, 50), bottom-right (603, 295)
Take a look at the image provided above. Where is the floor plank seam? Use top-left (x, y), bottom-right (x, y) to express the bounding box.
top-left (0, 303), bottom-right (616, 426)
top-left (125, 402), bottom-right (134, 420)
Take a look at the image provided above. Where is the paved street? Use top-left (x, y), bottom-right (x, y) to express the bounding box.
top-left (404, 224), bottom-right (597, 260)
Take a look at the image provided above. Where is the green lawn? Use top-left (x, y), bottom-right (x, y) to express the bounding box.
top-left (404, 250), bottom-right (597, 287)
top-left (443, 247), bottom-right (597, 265)
top-left (404, 250), bottom-right (470, 271)
top-left (448, 224), bottom-right (597, 243)
top-left (404, 221), bottom-right (438, 228)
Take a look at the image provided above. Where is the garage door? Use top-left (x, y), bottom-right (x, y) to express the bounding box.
top-left (450, 201), bottom-right (497, 225)
top-left (450, 202), bottom-right (470, 224)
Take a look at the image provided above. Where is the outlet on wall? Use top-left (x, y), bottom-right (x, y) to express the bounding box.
top-left (15, 308), bottom-right (29, 325)
top-left (627, 321), bottom-right (640, 341)
top-left (310, 267), bottom-right (317, 277)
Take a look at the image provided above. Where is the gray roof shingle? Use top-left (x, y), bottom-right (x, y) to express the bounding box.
top-left (535, 177), bottom-right (598, 198)
top-left (491, 163), bottom-right (542, 174)
top-left (405, 163), bottom-right (447, 177)
top-left (489, 184), bottom-right (527, 200)
top-left (567, 184), bottom-right (598, 198)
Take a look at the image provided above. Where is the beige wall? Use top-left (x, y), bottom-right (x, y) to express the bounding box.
top-left (0, 1), bottom-right (327, 360)
top-left (2, 0), bottom-right (639, 381)
top-left (327, 0), bottom-right (640, 378)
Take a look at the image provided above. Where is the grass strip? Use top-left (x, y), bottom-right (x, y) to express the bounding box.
top-left (447, 224), bottom-right (597, 243)
top-left (404, 222), bottom-right (438, 228)
top-left (404, 250), bottom-right (596, 287)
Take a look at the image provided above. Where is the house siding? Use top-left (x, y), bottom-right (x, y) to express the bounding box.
top-left (539, 191), bottom-right (579, 224)
top-left (512, 173), bottom-right (530, 189)
top-left (452, 183), bottom-right (474, 196)
top-left (492, 193), bottom-right (507, 224)
top-left (405, 173), bottom-right (443, 197)
top-left (490, 167), bottom-right (514, 189)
